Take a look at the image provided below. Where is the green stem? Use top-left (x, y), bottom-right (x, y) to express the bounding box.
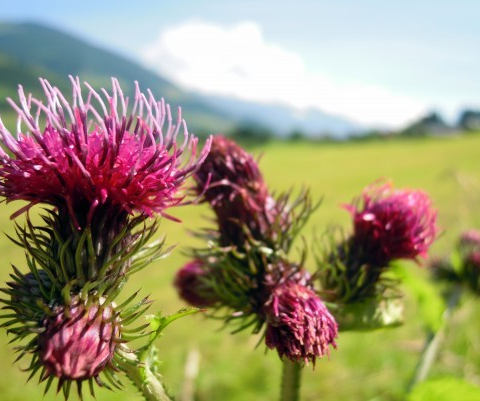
top-left (116, 347), bottom-right (173, 401)
top-left (407, 284), bottom-right (463, 391)
top-left (281, 359), bottom-right (302, 401)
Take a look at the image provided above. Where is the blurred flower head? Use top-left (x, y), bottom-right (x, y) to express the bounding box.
top-left (0, 77), bottom-right (211, 228)
top-left (174, 259), bottom-right (218, 307)
top-left (346, 181), bottom-right (438, 267)
top-left (264, 280), bottom-right (338, 365)
top-left (459, 229), bottom-right (480, 249)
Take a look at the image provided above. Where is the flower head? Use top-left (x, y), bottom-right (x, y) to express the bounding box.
top-left (174, 259), bottom-right (218, 307)
top-left (194, 135), bottom-right (278, 245)
top-left (264, 280), bottom-right (338, 364)
top-left (39, 302), bottom-right (119, 382)
top-left (346, 181), bottom-right (438, 267)
top-left (0, 77), bottom-right (211, 228)
top-left (459, 229), bottom-right (480, 249)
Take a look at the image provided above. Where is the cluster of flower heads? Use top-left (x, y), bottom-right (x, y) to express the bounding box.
top-left (175, 135), bottom-right (338, 365)
top-left (318, 181), bottom-right (438, 305)
top-left (0, 77), bottom-right (211, 397)
top-left (430, 229), bottom-right (480, 294)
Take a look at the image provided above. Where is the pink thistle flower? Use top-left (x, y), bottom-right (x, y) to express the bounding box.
top-left (194, 135), bottom-right (279, 245)
top-left (346, 181), bottom-right (438, 267)
top-left (264, 281), bottom-right (338, 365)
top-left (38, 302), bottom-right (119, 383)
top-left (174, 259), bottom-right (218, 307)
top-left (459, 229), bottom-right (480, 249)
top-left (0, 77), bottom-right (211, 227)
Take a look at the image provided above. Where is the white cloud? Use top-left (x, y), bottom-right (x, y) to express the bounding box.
top-left (142, 20), bottom-right (427, 128)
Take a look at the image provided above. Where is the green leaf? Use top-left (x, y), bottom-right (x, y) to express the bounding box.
top-left (146, 307), bottom-right (201, 343)
top-left (408, 376), bottom-right (480, 401)
top-left (334, 297), bottom-right (404, 331)
top-left (450, 249), bottom-right (463, 275)
top-left (391, 262), bottom-right (446, 332)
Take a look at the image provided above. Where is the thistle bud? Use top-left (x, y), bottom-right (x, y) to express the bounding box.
top-left (194, 135), bottom-right (278, 246)
top-left (38, 302), bottom-right (119, 382)
top-left (264, 281), bottom-right (338, 364)
top-left (174, 260), bottom-right (218, 307)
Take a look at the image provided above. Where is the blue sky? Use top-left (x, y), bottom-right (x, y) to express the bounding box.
top-left (2, 0), bottom-right (480, 128)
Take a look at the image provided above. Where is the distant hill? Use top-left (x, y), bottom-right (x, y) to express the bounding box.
top-left (0, 22), bottom-right (235, 136)
top-left (0, 21), bottom-right (361, 138)
top-left (201, 95), bottom-right (361, 138)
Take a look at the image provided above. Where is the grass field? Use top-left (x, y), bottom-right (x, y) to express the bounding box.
top-left (0, 134), bottom-right (479, 401)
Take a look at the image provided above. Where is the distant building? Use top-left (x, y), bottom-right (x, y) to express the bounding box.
top-left (401, 112), bottom-right (454, 137)
top-left (457, 110), bottom-right (480, 131)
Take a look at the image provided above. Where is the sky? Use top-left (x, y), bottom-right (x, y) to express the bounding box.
top-left (2, 0), bottom-right (480, 128)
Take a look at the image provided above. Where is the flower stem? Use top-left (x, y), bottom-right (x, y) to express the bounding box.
top-left (116, 347), bottom-right (173, 401)
top-left (281, 360), bottom-right (302, 401)
top-left (407, 284), bottom-right (463, 391)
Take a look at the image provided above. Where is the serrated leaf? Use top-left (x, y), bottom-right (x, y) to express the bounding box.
top-left (334, 297), bottom-right (404, 331)
top-left (408, 376), bottom-right (480, 401)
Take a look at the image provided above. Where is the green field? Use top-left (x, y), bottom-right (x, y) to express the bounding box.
top-left (0, 135), bottom-right (480, 401)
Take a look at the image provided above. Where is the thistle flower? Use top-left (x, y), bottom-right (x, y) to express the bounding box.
top-left (194, 135), bottom-right (279, 246)
top-left (0, 77), bottom-right (209, 398)
top-left (318, 181), bottom-right (438, 305)
top-left (264, 280), bottom-right (338, 364)
top-left (432, 229), bottom-right (480, 294)
top-left (174, 259), bottom-right (218, 307)
top-left (459, 229), bottom-right (480, 249)
top-left (346, 181), bottom-right (438, 267)
top-left (0, 77), bottom-right (211, 228)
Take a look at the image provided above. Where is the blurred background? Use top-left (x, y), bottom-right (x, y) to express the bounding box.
top-left (1, 1), bottom-right (480, 400)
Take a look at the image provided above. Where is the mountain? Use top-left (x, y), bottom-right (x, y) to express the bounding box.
top-left (0, 21), bottom-right (235, 136)
top-left (200, 95), bottom-right (361, 138)
top-left (0, 21), bottom-right (361, 138)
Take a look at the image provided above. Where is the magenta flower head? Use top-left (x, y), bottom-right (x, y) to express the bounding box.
top-left (459, 229), bottom-right (480, 249)
top-left (346, 181), bottom-right (438, 267)
top-left (0, 77), bottom-right (211, 228)
top-left (194, 135), bottom-right (279, 246)
top-left (39, 302), bottom-right (119, 384)
top-left (430, 229), bottom-right (480, 294)
top-left (318, 181), bottom-right (438, 305)
top-left (264, 280), bottom-right (338, 365)
top-left (174, 259), bottom-right (218, 307)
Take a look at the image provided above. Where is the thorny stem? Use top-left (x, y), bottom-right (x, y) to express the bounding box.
top-left (116, 346), bottom-right (173, 401)
top-left (407, 284), bottom-right (463, 391)
top-left (281, 359), bottom-right (302, 401)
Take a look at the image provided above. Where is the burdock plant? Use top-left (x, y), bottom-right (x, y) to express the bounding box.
top-left (0, 77), bottom-right (211, 400)
top-left (175, 135), bottom-right (337, 401)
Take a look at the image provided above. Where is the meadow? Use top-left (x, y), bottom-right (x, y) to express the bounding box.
top-left (0, 134), bottom-right (479, 401)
